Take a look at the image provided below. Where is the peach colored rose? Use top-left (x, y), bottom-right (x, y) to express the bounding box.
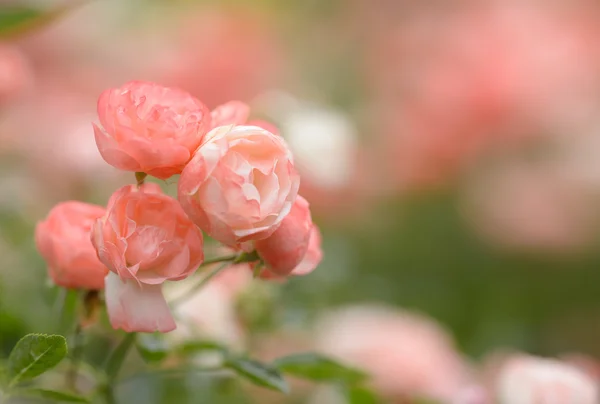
top-left (178, 125), bottom-right (299, 246)
top-left (211, 100), bottom-right (250, 128)
top-left (316, 305), bottom-right (471, 402)
top-left (290, 225), bottom-right (322, 276)
top-left (93, 81), bottom-right (211, 179)
top-left (91, 183), bottom-right (204, 332)
top-left (254, 196), bottom-right (314, 276)
top-left (496, 355), bottom-right (599, 404)
top-left (35, 201), bottom-right (107, 290)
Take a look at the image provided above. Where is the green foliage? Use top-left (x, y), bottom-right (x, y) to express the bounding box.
top-left (273, 353), bottom-right (366, 385)
top-left (345, 386), bottom-right (383, 404)
top-left (15, 388), bottom-right (90, 403)
top-left (105, 333), bottom-right (137, 382)
top-left (225, 356), bottom-right (289, 394)
top-left (7, 334), bottom-right (67, 386)
top-left (0, 2), bottom-right (85, 38)
top-left (136, 333), bottom-right (169, 363)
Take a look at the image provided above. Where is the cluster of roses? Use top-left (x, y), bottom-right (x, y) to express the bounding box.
top-left (35, 81), bottom-right (322, 333)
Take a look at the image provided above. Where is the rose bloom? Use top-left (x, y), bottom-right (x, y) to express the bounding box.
top-left (92, 183), bottom-right (204, 332)
top-left (254, 196), bottom-right (313, 276)
top-left (496, 355), bottom-right (599, 404)
top-left (316, 305), bottom-right (471, 402)
top-left (35, 201), bottom-right (107, 290)
top-left (254, 196), bottom-right (323, 278)
top-left (93, 81), bottom-right (211, 179)
top-left (178, 125), bottom-right (299, 246)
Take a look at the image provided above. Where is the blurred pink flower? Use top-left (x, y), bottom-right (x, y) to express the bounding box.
top-left (496, 355), bottom-right (599, 404)
top-left (94, 81), bottom-right (211, 179)
top-left (370, 1), bottom-right (600, 187)
top-left (0, 43), bottom-right (32, 106)
top-left (315, 305), bottom-right (471, 402)
top-left (462, 160), bottom-right (597, 253)
top-left (161, 7), bottom-right (284, 108)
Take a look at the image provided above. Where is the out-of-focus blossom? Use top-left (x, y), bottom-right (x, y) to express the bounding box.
top-left (93, 81), bottom-right (211, 179)
top-left (462, 161), bottom-right (596, 253)
top-left (210, 100), bottom-right (250, 128)
top-left (496, 355), bottom-right (599, 404)
top-left (0, 43), bottom-right (32, 106)
top-left (315, 305), bottom-right (471, 402)
top-left (178, 125), bottom-right (299, 246)
top-left (370, 1), bottom-right (600, 188)
top-left (161, 7), bottom-right (283, 108)
top-left (255, 196), bottom-right (314, 276)
top-left (167, 261), bottom-right (252, 348)
top-left (254, 91), bottom-right (370, 216)
top-left (92, 183), bottom-right (204, 333)
top-left (35, 201), bottom-right (107, 290)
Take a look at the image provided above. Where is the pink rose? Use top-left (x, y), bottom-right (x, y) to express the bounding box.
top-left (211, 100), bottom-right (250, 128)
top-left (496, 355), bottom-right (599, 404)
top-left (35, 201), bottom-right (107, 290)
top-left (93, 81), bottom-right (211, 180)
top-left (290, 225), bottom-right (322, 276)
top-left (316, 306), bottom-right (471, 402)
top-left (178, 125), bottom-right (300, 246)
top-left (254, 196), bottom-right (314, 276)
top-left (91, 183), bottom-right (204, 333)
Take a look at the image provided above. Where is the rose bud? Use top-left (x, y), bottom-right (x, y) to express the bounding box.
top-left (254, 196), bottom-right (314, 276)
top-left (35, 201), bottom-right (108, 290)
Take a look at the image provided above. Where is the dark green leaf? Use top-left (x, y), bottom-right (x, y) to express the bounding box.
top-left (226, 357), bottom-right (289, 394)
top-left (0, 2), bottom-right (86, 39)
top-left (17, 388), bottom-right (90, 403)
top-left (136, 333), bottom-right (169, 363)
top-left (273, 353), bottom-right (366, 384)
top-left (345, 386), bottom-right (382, 404)
top-left (7, 334), bottom-right (67, 386)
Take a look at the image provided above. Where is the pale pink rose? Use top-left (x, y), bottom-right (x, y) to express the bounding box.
top-left (254, 196), bottom-right (313, 276)
top-left (316, 305), bottom-right (471, 402)
top-left (178, 125), bottom-right (299, 246)
top-left (91, 183), bottom-right (204, 332)
top-left (35, 202), bottom-right (107, 290)
top-left (211, 101), bottom-right (250, 128)
top-left (93, 81), bottom-right (211, 179)
top-left (496, 355), bottom-right (599, 404)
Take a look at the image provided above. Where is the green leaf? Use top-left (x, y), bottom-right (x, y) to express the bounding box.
top-left (105, 333), bottom-right (136, 382)
top-left (273, 353), bottom-right (366, 384)
top-left (0, 2), bottom-right (86, 39)
top-left (16, 388), bottom-right (90, 403)
top-left (178, 340), bottom-right (228, 355)
top-left (136, 333), bottom-right (169, 363)
top-left (7, 334), bottom-right (67, 386)
top-left (345, 386), bottom-right (382, 404)
top-left (225, 357), bottom-right (289, 394)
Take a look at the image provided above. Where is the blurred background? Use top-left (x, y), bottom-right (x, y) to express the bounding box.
top-left (2, 0), bottom-right (600, 403)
